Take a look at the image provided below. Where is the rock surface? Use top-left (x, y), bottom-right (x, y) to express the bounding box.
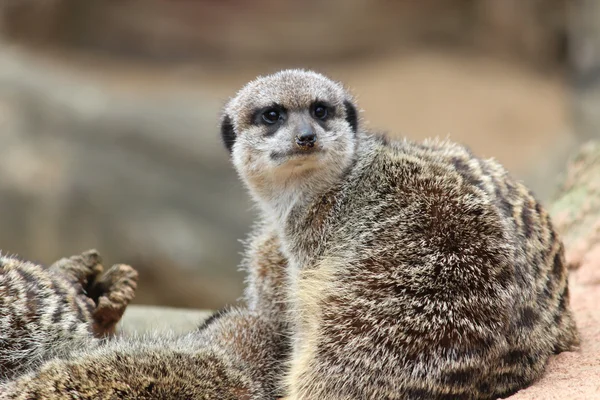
top-left (0, 44), bottom-right (577, 309)
top-left (120, 305), bottom-right (210, 336)
top-left (0, 0), bottom-right (567, 67)
top-left (0, 44), bottom-right (252, 309)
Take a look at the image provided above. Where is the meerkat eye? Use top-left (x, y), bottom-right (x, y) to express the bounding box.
top-left (312, 104), bottom-right (328, 120)
top-left (262, 109), bottom-right (281, 125)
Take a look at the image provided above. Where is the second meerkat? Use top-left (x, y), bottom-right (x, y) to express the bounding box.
top-left (221, 69), bottom-right (579, 399)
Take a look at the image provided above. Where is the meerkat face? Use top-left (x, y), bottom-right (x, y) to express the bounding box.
top-left (220, 70), bottom-right (359, 206)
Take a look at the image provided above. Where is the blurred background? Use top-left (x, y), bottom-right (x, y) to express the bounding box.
top-left (0, 0), bottom-right (598, 309)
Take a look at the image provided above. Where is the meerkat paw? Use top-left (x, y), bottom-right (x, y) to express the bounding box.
top-left (88, 263), bottom-right (138, 336)
top-left (49, 249), bottom-right (104, 288)
top-left (50, 250), bottom-right (139, 337)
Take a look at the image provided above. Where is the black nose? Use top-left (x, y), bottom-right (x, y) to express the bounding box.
top-left (295, 131), bottom-right (317, 148)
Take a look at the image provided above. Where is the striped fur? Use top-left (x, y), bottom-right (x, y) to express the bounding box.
top-left (0, 235), bottom-right (289, 399)
top-left (0, 70), bottom-right (578, 399)
top-left (1, 308), bottom-right (289, 399)
top-left (0, 250), bottom-right (138, 381)
top-left (225, 70), bottom-right (579, 400)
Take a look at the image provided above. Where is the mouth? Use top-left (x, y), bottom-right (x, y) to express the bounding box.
top-left (270, 148), bottom-right (323, 161)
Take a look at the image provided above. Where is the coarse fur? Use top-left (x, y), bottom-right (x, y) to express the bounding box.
top-left (222, 70), bottom-right (359, 223)
top-left (0, 69), bottom-right (578, 399)
top-left (221, 69), bottom-right (579, 399)
top-left (1, 308), bottom-right (288, 399)
top-left (0, 250), bottom-right (138, 381)
top-left (0, 231), bottom-right (290, 399)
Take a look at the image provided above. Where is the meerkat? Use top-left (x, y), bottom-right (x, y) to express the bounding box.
top-left (0, 69), bottom-right (579, 399)
top-left (0, 250), bottom-right (138, 380)
top-left (1, 308), bottom-right (288, 399)
top-left (220, 69), bottom-right (579, 399)
top-left (0, 230), bottom-right (290, 399)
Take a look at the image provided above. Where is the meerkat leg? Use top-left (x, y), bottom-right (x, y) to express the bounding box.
top-left (0, 250), bottom-right (138, 380)
top-left (242, 225), bottom-right (289, 317)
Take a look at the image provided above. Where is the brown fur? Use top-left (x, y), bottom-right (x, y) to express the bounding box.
top-left (1, 308), bottom-right (288, 400)
top-left (223, 70), bottom-right (579, 399)
top-left (0, 233), bottom-right (289, 399)
top-left (0, 250), bottom-right (138, 380)
top-left (0, 69), bottom-right (578, 399)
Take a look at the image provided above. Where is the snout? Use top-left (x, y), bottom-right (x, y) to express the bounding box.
top-left (295, 125), bottom-right (317, 149)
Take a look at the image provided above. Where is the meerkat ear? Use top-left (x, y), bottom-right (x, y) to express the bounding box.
top-left (344, 100), bottom-right (358, 133)
top-left (220, 114), bottom-right (236, 153)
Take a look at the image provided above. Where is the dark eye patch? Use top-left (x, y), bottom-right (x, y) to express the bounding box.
top-left (262, 109), bottom-right (281, 124)
top-left (248, 104), bottom-right (287, 137)
top-left (311, 101), bottom-right (331, 120)
top-left (344, 100), bottom-right (358, 133)
top-left (220, 114), bottom-right (235, 153)
top-left (310, 101), bottom-right (335, 126)
top-left (251, 104), bottom-right (287, 126)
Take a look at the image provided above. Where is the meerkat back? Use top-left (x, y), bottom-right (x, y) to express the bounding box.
top-left (289, 138), bottom-right (579, 400)
top-left (221, 69), bottom-right (579, 400)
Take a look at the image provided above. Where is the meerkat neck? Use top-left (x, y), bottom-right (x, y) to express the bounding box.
top-left (239, 133), bottom-right (371, 224)
top-left (249, 169), bottom-right (342, 224)
top-left (252, 134), bottom-right (372, 223)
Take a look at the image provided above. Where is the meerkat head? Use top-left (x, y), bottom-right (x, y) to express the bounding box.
top-left (220, 69), bottom-right (359, 214)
